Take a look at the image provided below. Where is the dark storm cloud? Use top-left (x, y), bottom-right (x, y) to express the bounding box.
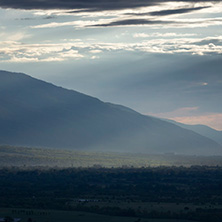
top-left (91, 19), bottom-right (174, 27)
top-left (150, 6), bottom-right (210, 16)
top-left (88, 17), bottom-right (222, 28)
top-left (0, 0), bottom-right (157, 10)
top-left (125, 6), bottom-right (210, 17)
top-left (0, 0), bottom-right (219, 11)
top-left (17, 16), bottom-right (56, 21)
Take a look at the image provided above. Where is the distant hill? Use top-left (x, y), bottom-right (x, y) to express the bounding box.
top-left (165, 119), bottom-right (222, 146)
top-left (0, 70), bottom-right (221, 155)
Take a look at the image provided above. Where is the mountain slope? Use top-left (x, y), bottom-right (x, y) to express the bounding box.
top-left (0, 70), bottom-right (221, 155)
top-left (165, 120), bottom-right (222, 146)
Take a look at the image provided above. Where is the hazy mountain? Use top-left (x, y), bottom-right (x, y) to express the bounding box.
top-left (165, 119), bottom-right (222, 146)
top-left (0, 70), bottom-right (221, 155)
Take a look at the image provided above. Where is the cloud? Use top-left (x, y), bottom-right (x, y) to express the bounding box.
top-left (0, 31), bottom-right (32, 41)
top-left (133, 32), bottom-right (197, 38)
top-left (0, 0), bottom-right (150, 11)
top-left (148, 107), bottom-right (199, 118)
top-left (89, 17), bottom-right (222, 28)
top-left (31, 16), bottom-right (222, 29)
top-left (31, 18), bottom-right (116, 28)
top-left (17, 1), bottom-right (220, 29)
top-left (89, 50), bottom-right (102, 54)
top-left (91, 55), bottom-right (100, 59)
top-left (0, 0), bottom-right (152, 11)
top-left (0, 41), bottom-right (84, 63)
top-left (1, 35), bottom-right (222, 63)
top-left (137, 36), bottom-right (222, 55)
top-left (18, 15), bottom-right (57, 20)
top-left (59, 49), bottom-right (84, 58)
top-left (126, 6), bottom-right (210, 17)
top-left (0, 0), bottom-right (221, 12)
top-left (9, 56), bottom-right (39, 63)
top-left (92, 19), bottom-right (174, 27)
top-left (149, 6), bottom-right (210, 16)
top-left (195, 37), bottom-right (222, 46)
top-left (147, 107), bottom-right (222, 130)
top-left (171, 113), bottom-right (222, 131)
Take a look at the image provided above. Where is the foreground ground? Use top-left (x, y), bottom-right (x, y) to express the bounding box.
top-left (1, 166), bottom-right (222, 221)
top-left (0, 208), bottom-right (197, 222)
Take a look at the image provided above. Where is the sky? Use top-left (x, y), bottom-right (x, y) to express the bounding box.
top-left (0, 0), bottom-right (222, 130)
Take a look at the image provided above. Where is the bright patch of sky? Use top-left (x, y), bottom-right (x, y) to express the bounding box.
top-left (0, 0), bottom-right (222, 129)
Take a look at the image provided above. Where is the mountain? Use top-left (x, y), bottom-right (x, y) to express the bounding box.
top-left (165, 120), bottom-right (222, 146)
top-left (0, 70), bottom-right (221, 155)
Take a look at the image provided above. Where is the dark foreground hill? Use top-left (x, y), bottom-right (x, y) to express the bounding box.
top-left (0, 70), bottom-right (221, 155)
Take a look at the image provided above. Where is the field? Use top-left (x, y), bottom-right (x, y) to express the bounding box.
top-left (0, 208), bottom-right (197, 222)
top-left (70, 200), bottom-right (222, 214)
top-left (1, 145), bottom-right (222, 168)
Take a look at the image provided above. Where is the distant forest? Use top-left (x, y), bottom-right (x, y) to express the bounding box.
top-left (1, 166), bottom-right (222, 221)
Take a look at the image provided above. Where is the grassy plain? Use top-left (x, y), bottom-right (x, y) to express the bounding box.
top-left (1, 145), bottom-right (222, 168)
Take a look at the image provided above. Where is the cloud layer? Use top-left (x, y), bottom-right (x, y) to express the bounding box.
top-left (20, 1), bottom-right (221, 29)
top-left (1, 35), bottom-right (222, 63)
top-left (149, 107), bottom-right (222, 130)
top-left (0, 0), bottom-right (221, 11)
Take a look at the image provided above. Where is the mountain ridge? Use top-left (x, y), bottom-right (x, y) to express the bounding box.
top-left (0, 70), bottom-right (221, 155)
top-left (164, 119), bottom-right (222, 146)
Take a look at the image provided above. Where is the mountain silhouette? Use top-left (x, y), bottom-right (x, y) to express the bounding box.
top-left (0, 70), bottom-right (221, 155)
top-left (165, 119), bottom-right (222, 146)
